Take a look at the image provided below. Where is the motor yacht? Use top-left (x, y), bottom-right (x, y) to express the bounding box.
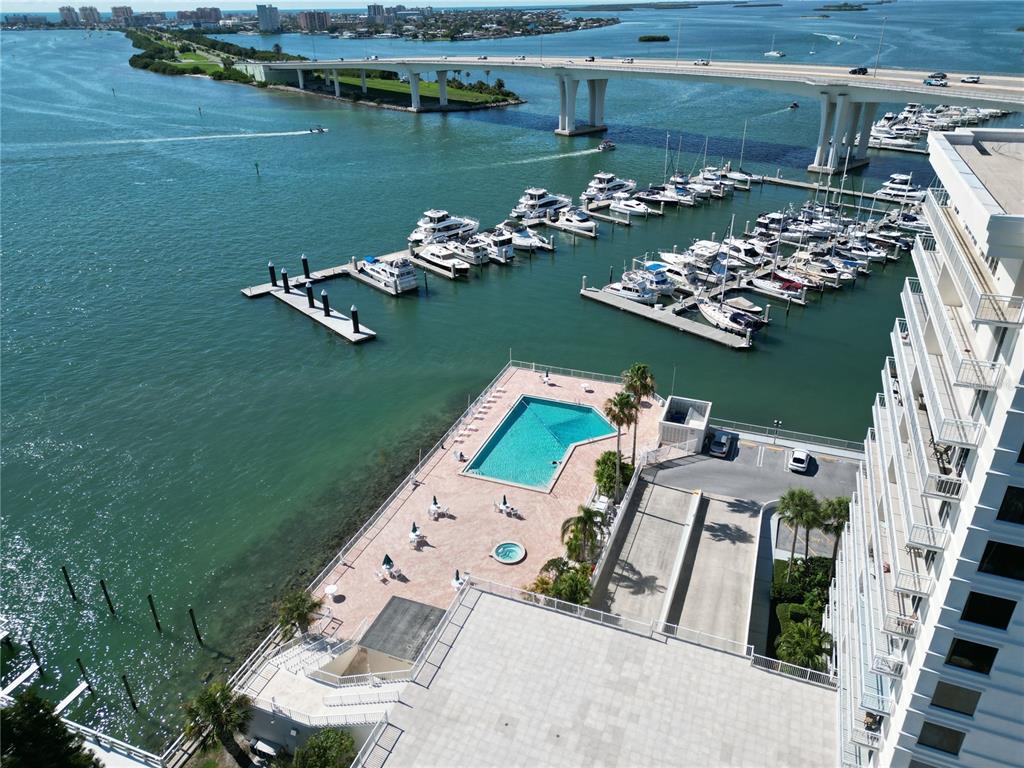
top-left (509, 188), bottom-right (572, 224)
top-left (835, 240), bottom-right (888, 263)
top-left (747, 234), bottom-right (781, 258)
top-left (603, 279), bottom-right (658, 305)
top-left (688, 239), bottom-right (723, 262)
top-left (790, 253), bottom-right (854, 285)
top-left (634, 185), bottom-right (695, 206)
top-left (721, 237), bottom-right (763, 267)
top-left (657, 248), bottom-right (712, 269)
top-left (555, 207), bottom-right (599, 237)
top-left (773, 267), bottom-right (822, 291)
top-left (498, 220), bottom-right (555, 251)
top-left (877, 173), bottom-right (925, 202)
top-left (887, 211), bottom-right (930, 234)
top-left (581, 172), bottom-right (636, 202)
top-left (597, 139), bottom-right (616, 152)
top-left (359, 256), bottom-right (419, 294)
top-left (624, 265), bottom-right (674, 296)
top-left (646, 260), bottom-right (700, 292)
top-left (609, 193), bottom-right (654, 217)
top-left (448, 235), bottom-right (491, 266)
top-left (755, 211), bottom-right (790, 232)
top-left (408, 209), bottom-right (479, 245)
top-left (476, 229), bottom-right (516, 264)
top-left (416, 243), bottom-right (471, 277)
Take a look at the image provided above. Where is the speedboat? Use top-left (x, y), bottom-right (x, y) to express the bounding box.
top-left (721, 237), bottom-right (763, 267)
top-left (498, 220), bottom-right (554, 251)
top-left (836, 240), bottom-right (888, 263)
top-left (581, 172), bottom-right (636, 202)
top-left (416, 243), bottom-right (471, 277)
top-left (635, 185), bottom-right (694, 206)
top-left (510, 188), bottom-right (572, 224)
top-left (756, 211), bottom-right (790, 232)
top-left (686, 181), bottom-right (714, 199)
top-left (408, 209), bottom-right (479, 245)
top-left (603, 279), bottom-right (658, 306)
top-left (624, 265), bottom-right (674, 296)
top-left (476, 229), bottom-right (516, 264)
top-left (888, 211), bottom-right (930, 234)
top-left (746, 234), bottom-right (780, 257)
top-left (697, 299), bottom-right (758, 334)
top-left (791, 253), bottom-right (854, 285)
top-left (555, 207), bottom-right (599, 237)
top-left (359, 256), bottom-right (419, 294)
top-left (657, 248), bottom-right (711, 269)
top-left (308, 126), bottom-right (328, 134)
top-left (597, 139), bottom-right (616, 151)
top-left (608, 192), bottom-right (654, 217)
top-left (448, 235), bottom-right (491, 266)
top-left (877, 173), bottom-right (925, 202)
top-left (688, 240), bottom-right (723, 261)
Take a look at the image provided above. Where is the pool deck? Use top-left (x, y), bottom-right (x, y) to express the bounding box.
top-left (310, 366), bottom-right (662, 639)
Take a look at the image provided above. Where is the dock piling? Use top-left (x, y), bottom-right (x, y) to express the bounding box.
top-left (268, 262), bottom-right (277, 287)
top-left (76, 658), bottom-right (93, 694)
top-left (99, 579), bottom-right (116, 616)
top-left (281, 269), bottom-right (290, 293)
top-left (350, 305), bottom-right (360, 335)
top-left (27, 640), bottom-right (43, 670)
top-left (321, 290), bottom-right (331, 317)
top-left (301, 254), bottom-right (311, 280)
top-left (305, 282), bottom-right (315, 308)
top-left (146, 594), bottom-right (161, 633)
top-left (188, 607), bottom-right (204, 645)
top-left (121, 674), bottom-right (138, 711)
top-left (61, 565), bottom-right (78, 602)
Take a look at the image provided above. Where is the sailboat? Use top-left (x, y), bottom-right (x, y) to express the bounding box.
top-left (764, 35), bottom-right (786, 58)
top-left (809, 37), bottom-right (816, 56)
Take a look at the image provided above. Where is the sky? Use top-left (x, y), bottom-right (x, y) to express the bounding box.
top-left (4, 0), bottom-right (627, 13)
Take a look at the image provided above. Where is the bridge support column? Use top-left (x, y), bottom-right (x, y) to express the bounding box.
top-left (408, 72), bottom-right (421, 111)
top-left (555, 76), bottom-right (584, 136)
top-left (437, 70), bottom-right (448, 107)
top-left (826, 94), bottom-right (851, 173)
top-left (586, 79), bottom-right (608, 132)
top-left (855, 102), bottom-right (877, 160)
top-left (809, 92), bottom-right (835, 172)
top-left (332, 69), bottom-right (340, 98)
top-left (296, 69), bottom-right (305, 90)
top-left (360, 69), bottom-right (367, 94)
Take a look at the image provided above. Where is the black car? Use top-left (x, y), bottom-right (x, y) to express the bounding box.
top-left (929, 72), bottom-right (947, 80)
top-left (849, 66), bottom-right (868, 75)
top-left (585, 56), bottom-right (595, 62)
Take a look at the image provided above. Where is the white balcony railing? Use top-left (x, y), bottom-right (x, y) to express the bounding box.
top-left (922, 190), bottom-right (1024, 326)
top-left (906, 273), bottom-right (1003, 390)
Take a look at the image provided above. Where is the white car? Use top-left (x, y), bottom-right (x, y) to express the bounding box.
top-left (621, 57), bottom-right (635, 64)
top-left (708, 430), bottom-right (734, 459)
top-left (514, 55), bottom-right (526, 61)
top-left (693, 58), bottom-right (710, 66)
top-left (789, 450), bottom-right (811, 473)
top-left (960, 75), bottom-right (981, 84)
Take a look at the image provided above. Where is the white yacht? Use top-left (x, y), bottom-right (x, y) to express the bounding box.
top-left (688, 240), bottom-right (723, 261)
top-left (790, 252), bottom-right (854, 285)
top-left (746, 234), bottom-right (780, 257)
top-left (644, 260), bottom-right (699, 292)
top-left (609, 192), bottom-right (654, 217)
top-left (555, 207), bottom-right (599, 237)
top-left (721, 237), bottom-right (763, 267)
top-left (581, 172), bottom-right (637, 202)
top-left (749, 276), bottom-right (803, 299)
top-left (416, 242), bottom-right (471, 277)
top-left (603, 279), bottom-right (658, 306)
top-left (359, 256), bottom-right (419, 294)
top-left (657, 248), bottom-right (711, 269)
top-left (877, 173), bottom-right (925, 202)
top-left (408, 209), bottom-right (479, 245)
top-left (697, 299), bottom-right (757, 334)
top-left (448, 235), bottom-right (490, 266)
top-left (623, 266), bottom-right (674, 296)
top-left (763, 35), bottom-right (785, 57)
top-left (635, 185), bottom-right (695, 207)
top-left (476, 229), bottom-right (515, 264)
top-left (836, 240), bottom-right (888, 263)
top-left (498, 220), bottom-right (555, 251)
top-left (509, 188), bottom-right (572, 224)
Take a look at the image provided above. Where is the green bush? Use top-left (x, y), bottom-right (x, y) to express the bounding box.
top-left (293, 728), bottom-right (357, 768)
top-left (776, 602), bottom-right (809, 634)
top-left (594, 450), bottom-right (633, 498)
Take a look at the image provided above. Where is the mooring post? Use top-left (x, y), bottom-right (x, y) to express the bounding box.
top-left (281, 268), bottom-right (290, 293)
top-left (321, 290), bottom-right (331, 316)
top-left (450, 262), bottom-right (456, 279)
top-left (27, 639), bottom-right (43, 670)
top-left (146, 594), bottom-right (161, 633)
top-left (76, 658), bottom-right (93, 693)
top-left (350, 305), bottom-right (360, 335)
top-left (121, 674), bottom-right (138, 711)
top-left (423, 270), bottom-right (428, 296)
top-left (608, 265), bottom-right (613, 284)
top-left (189, 608), bottom-right (204, 645)
top-left (268, 261), bottom-right (277, 287)
top-left (305, 282), bottom-right (315, 309)
top-left (301, 254), bottom-right (311, 280)
top-left (99, 579), bottom-right (116, 615)
top-left (61, 565), bottom-right (78, 602)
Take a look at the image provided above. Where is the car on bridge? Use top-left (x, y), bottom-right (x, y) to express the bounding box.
top-left (514, 55), bottom-right (526, 61)
top-left (621, 57), bottom-right (634, 64)
top-left (694, 59), bottom-right (710, 66)
top-left (961, 75), bottom-right (981, 84)
top-left (585, 56), bottom-right (595, 62)
top-left (928, 72), bottom-right (948, 80)
top-left (924, 77), bottom-right (948, 87)
top-left (849, 66), bottom-right (868, 75)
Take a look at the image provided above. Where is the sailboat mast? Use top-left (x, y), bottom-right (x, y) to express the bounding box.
top-left (739, 119), bottom-right (747, 169)
top-left (663, 133), bottom-right (670, 183)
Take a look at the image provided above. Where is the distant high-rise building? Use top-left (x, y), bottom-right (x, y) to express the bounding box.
top-left (59, 6), bottom-right (81, 24)
top-left (296, 10), bottom-right (329, 31)
top-left (367, 3), bottom-right (385, 22)
top-left (78, 5), bottom-right (101, 24)
top-left (110, 6), bottom-right (133, 22)
top-left (256, 4), bottom-right (280, 32)
top-left (195, 7), bottom-right (221, 22)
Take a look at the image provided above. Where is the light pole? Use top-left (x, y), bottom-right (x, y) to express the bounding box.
top-left (773, 419), bottom-right (783, 444)
top-left (674, 18), bottom-right (681, 65)
top-left (873, 16), bottom-right (887, 78)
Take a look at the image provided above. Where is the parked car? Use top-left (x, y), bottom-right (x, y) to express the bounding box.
top-left (961, 75), bottom-right (981, 84)
top-left (621, 57), bottom-right (635, 64)
top-left (789, 449), bottom-right (811, 473)
top-left (924, 78), bottom-right (948, 87)
top-left (708, 430), bottom-right (735, 459)
top-left (694, 58), bottom-right (710, 66)
top-left (585, 56), bottom-right (595, 62)
top-left (849, 66), bottom-right (868, 75)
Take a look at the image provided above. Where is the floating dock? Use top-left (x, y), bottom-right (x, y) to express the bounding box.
top-left (542, 219), bottom-right (598, 239)
top-left (761, 175), bottom-right (901, 204)
top-left (271, 287), bottom-right (376, 344)
top-left (580, 285), bottom-right (751, 349)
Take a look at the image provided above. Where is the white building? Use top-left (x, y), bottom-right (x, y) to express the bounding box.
top-left (256, 3), bottom-right (279, 32)
top-left (59, 6), bottom-right (80, 24)
top-left (78, 6), bottom-right (101, 24)
top-left (830, 128), bottom-right (1024, 768)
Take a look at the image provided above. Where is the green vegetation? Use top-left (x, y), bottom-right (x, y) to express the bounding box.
top-left (183, 681), bottom-right (253, 765)
top-left (0, 690), bottom-right (103, 768)
top-left (594, 450), bottom-right (633, 499)
top-left (293, 728), bottom-right (358, 768)
top-left (526, 557), bottom-right (593, 605)
top-left (638, 34), bottom-right (670, 42)
top-left (776, 619), bottom-right (831, 670)
top-left (329, 74), bottom-right (514, 105)
top-left (603, 390), bottom-right (636, 502)
top-left (562, 505), bottom-right (606, 563)
top-left (167, 28), bottom-right (306, 61)
top-left (820, 495), bottom-right (851, 578)
top-left (771, 557), bottom-right (833, 670)
top-left (179, 52), bottom-right (221, 75)
top-left (125, 30), bottom-right (254, 80)
top-left (776, 487), bottom-right (821, 581)
top-left (623, 362), bottom-right (655, 465)
top-left (276, 588), bottom-right (323, 639)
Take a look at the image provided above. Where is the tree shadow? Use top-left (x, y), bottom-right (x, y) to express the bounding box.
top-left (704, 522), bottom-right (755, 545)
top-left (609, 560), bottom-right (666, 597)
top-left (725, 497), bottom-right (762, 518)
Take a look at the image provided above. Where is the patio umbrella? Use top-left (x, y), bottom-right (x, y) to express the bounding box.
top-left (411, 522), bottom-right (418, 535)
top-left (432, 495), bottom-right (438, 506)
top-left (502, 494), bottom-right (508, 507)
top-left (455, 569), bottom-right (460, 582)
top-left (383, 554), bottom-right (394, 570)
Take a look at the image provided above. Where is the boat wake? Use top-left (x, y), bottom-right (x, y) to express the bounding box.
top-left (813, 32), bottom-right (847, 45)
top-left (498, 148), bottom-right (602, 166)
top-left (54, 130), bottom-right (318, 147)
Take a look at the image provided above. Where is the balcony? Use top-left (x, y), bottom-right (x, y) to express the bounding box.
top-left (900, 285), bottom-right (983, 448)
top-left (922, 189), bottom-right (1024, 327)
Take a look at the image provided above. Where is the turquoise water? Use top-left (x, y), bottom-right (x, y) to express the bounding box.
top-left (0, 0), bottom-right (1020, 747)
top-left (467, 396), bottom-right (615, 487)
top-left (493, 541), bottom-right (526, 564)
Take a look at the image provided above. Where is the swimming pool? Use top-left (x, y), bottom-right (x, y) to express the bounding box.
top-left (465, 396), bottom-right (615, 489)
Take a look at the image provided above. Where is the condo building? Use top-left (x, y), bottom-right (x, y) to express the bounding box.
top-left (59, 6), bottom-right (80, 25)
top-left (78, 6), bottom-right (101, 24)
top-left (256, 4), bottom-right (280, 33)
top-left (830, 128), bottom-right (1024, 767)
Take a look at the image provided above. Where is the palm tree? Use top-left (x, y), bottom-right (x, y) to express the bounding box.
top-left (623, 363), bottom-right (656, 465)
top-left (561, 505), bottom-right (606, 563)
top-left (775, 619), bottom-right (830, 671)
top-left (276, 589), bottom-right (323, 640)
top-left (604, 391), bottom-right (635, 502)
top-left (820, 496), bottom-right (851, 578)
top-left (776, 488), bottom-right (821, 581)
top-left (183, 681), bottom-right (253, 765)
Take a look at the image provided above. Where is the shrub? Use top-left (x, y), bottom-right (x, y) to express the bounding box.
top-left (594, 450), bottom-right (633, 498)
top-left (293, 728), bottom-right (357, 768)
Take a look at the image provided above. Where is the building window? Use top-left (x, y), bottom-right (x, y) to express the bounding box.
top-left (961, 591), bottom-right (1016, 630)
top-left (978, 540), bottom-right (1024, 581)
top-left (917, 721), bottom-right (966, 755)
top-left (930, 681), bottom-right (982, 716)
top-left (945, 638), bottom-right (998, 675)
top-left (996, 485), bottom-right (1024, 525)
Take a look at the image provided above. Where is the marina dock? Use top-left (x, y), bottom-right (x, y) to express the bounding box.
top-left (580, 285), bottom-right (752, 349)
top-left (271, 286), bottom-right (376, 343)
top-left (761, 174), bottom-right (899, 204)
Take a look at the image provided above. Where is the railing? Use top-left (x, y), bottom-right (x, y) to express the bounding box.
top-left (309, 667), bottom-right (412, 688)
top-left (252, 697), bottom-right (383, 726)
top-left (709, 418), bottom-right (863, 453)
top-left (351, 716), bottom-right (390, 768)
top-left (907, 276), bottom-right (1003, 390)
top-left (881, 613), bottom-right (918, 639)
top-left (590, 448), bottom-right (650, 588)
top-left (923, 190), bottom-right (1024, 326)
top-left (895, 569), bottom-right (934, 597)
top-left (61, 719), bottom-right (164, 767)
top-left (851, 726), bottom-right (882, 749)
top-left (749, 654), bottom-right (837, 689)
top-left (658, 621), bottom-right (753, 657)
top-left (323, 687), bottom-right (401, 708)
top-left (509, 360), bottom-right (624, 386)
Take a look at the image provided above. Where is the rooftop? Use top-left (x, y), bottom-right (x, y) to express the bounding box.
top-left (385, 587), bottom-right (837, 768)
top-left (934, 128), bottom-right (1024, 216)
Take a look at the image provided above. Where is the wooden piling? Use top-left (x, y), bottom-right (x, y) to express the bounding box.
top-left (121, 674), bottom-right (138, 710)
top-left (100, 579), bottom-right (116, 615)
top-left (188, 608), bottom-right (204, 645)
top-left (76, 658), bottom-right (93, 693)
top-left (61, 565), bottom-right (78, 601)
top-left (146, 594), bottom-right (161, 633)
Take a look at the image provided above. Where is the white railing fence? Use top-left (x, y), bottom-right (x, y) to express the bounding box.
top-left (351, 716), bottom-right (390, 768)
top-left (709, 418), bottom-right (863, 453)
top-left (750, 654), bottom-right (838, 689)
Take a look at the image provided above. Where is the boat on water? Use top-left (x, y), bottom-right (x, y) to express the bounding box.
top-left (791, 253), bottom-right (855, 285)
top-left (498, 220), bottom-right (555, 251)
top-left (788, 102), bottom-right (799, 110)
top-left (476, 229), bottom-right (516, 264)
top-left (624, 266), bottom-right (674, 296)
top-left (581, 172), bottom-right (636, 202)
top-left (603, 279), bottom-right (658, 306)
top-left (835, 240), bottom-right (888, 263)
top-left (877, 173), bottom-right (926, 203)
top-left (773, 268), bottom-right (823, 291)
top-left (756, 211), bottom-right (791, 232)
top-left (657, 248), bottom-right (711, 269)
top-left (764, 35), bottom-right (786, 58)
top-left (609, 192), bottom-right (654, 217)
top-left (634, 185), bottom-right (695, 206)
top-left (416, 243), bottom-right (472, 277)
top-left (359, 256), bottom-right (419, 294)
top-left (408, 209), bottom-right (479, 245)
top-left (510, 187), bottom-right (572, 224)
top-left (749, 276), bottom-right (803, 300)
top-left (697, 298), bottom-right (758, 334)
top-left (644, 260), bottom-right (699, 292)
top-left (555, 207), bottom-right (599, 237)
top-left (721, 237), bottom-right (763, 267)
top-left (597, 139), bottom-right (616, 152)
top-left (887, 210), bottom-right (930, 234)
top-left (309, 126), bottom-right (328, 134)
top-left (746, 233), bottom-right (781, 257)
top-left (724, 295), bottom-right (763, 314)
top-left (448, 235), bottom-right (491, 266)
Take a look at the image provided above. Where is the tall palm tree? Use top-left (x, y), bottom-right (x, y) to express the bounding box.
top-left (777, 488), bottom-right (821, 581)
top-left (276, 589), bottom-right (324, 640)
top-left (820, 496), bottom-right (851, 579)
top-left (775, 619), bottom-right (830, 672)
top-left (183, 681), bottom-right (253, 765)
top-left (561, 505), bottom-right (606, 563)
top-left (604, 391), bottom-right (635, 502)
top-left (623, 363), bottom-right (656, 465)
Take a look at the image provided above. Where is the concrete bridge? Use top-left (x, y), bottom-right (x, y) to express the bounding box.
top-left (240, 56), bottom-right (1023, 173)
